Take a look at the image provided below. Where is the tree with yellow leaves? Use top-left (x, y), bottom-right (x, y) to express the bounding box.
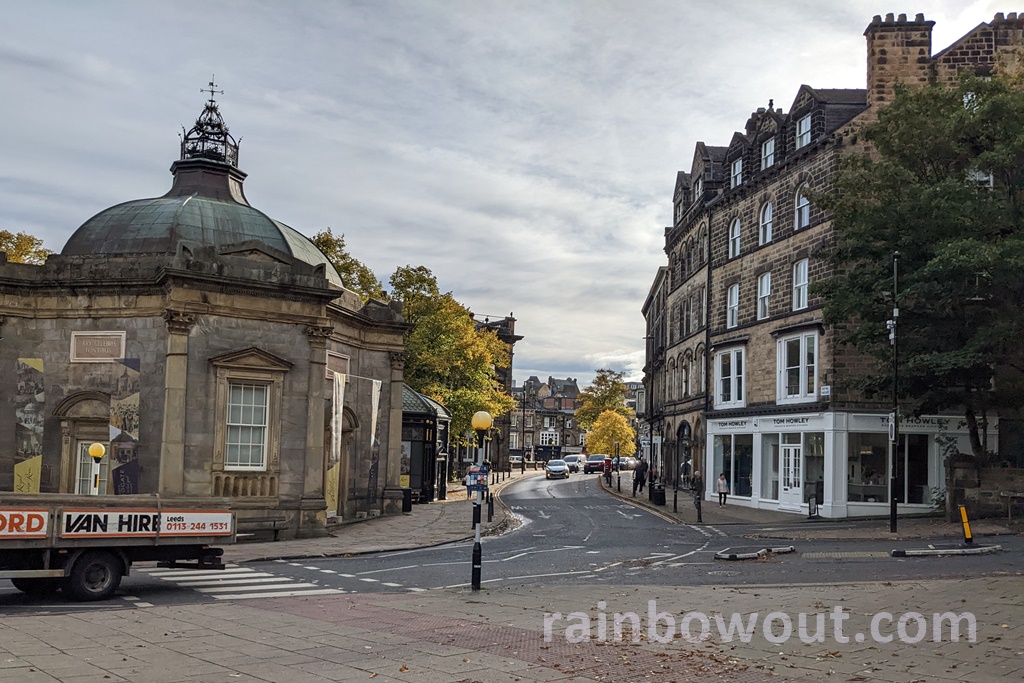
top-left (0, 230), bottom-right (52, 265)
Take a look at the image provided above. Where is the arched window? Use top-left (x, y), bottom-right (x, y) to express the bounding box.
top-left (795, 184), bottom-right (810, 230)
top-left (759, 202), bottom-right (773, 245)
top-left (728, 218), bottom-right (741, 258)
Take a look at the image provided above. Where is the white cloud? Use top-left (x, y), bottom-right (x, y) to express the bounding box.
top-left (0, 0), bottom-right (996, 389)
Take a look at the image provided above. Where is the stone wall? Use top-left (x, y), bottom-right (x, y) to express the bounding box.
top-left (946, 460), bottom-right (1024, 520)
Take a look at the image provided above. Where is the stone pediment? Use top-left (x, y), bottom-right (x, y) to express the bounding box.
top-left (218, 240), bottom-right (293, 265)
top-left (209, 347), bottom-right (294, 372)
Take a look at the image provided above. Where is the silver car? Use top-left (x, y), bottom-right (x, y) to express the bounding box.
top-left (545, 459), bottom-right (569, 479)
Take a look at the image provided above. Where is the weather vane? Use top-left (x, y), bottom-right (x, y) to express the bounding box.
top-left (202, 75), bottom-right (223, 103)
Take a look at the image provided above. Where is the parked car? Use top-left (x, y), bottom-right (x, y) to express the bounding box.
top-left (562, 454), bottom-right (583, 472)
top-left (509, 455), bottom-right (524, 465)
top-left (613, 456), bottom-right (637, 471)
top-left (545, 459), bottom-right (569, 479)
top-left (583, 454), bottom-right (608, 474)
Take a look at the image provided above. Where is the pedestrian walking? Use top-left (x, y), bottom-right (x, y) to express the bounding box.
top-left (691, 470), bottom-right (703, 523)
top-left (632, 456), bottom-right (648, 496)
top-left (717, 473), bottom-right (730, 507)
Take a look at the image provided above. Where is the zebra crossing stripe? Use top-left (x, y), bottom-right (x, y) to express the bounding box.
top-left (212, 589), bottom-right (344, 600)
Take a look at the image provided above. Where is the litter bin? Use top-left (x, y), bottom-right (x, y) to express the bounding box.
top-left (401, 487), bottom-right (413, 513)
top-left (651, 484), bottom-right (666, 506)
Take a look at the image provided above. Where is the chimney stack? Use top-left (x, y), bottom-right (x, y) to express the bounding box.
top-left (864, 12), bottom-right (936, 107)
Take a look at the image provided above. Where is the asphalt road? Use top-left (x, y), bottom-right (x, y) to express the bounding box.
top-left (2, 474), bottom-right (1020, 615)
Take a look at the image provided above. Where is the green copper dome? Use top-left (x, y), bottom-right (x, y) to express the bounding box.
top-left (61, 96), bottom-right (343, 289)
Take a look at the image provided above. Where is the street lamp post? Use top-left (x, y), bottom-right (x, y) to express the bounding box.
top-left (470, 410), bottom-right (492, 591)
top-left (87, 443), bottom-right (106, 495)
top-left (888, 251), bottom-right (901, 534)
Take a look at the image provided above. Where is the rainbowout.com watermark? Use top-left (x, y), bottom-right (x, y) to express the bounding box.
top-left (543, 601), bottom-right (976, 645)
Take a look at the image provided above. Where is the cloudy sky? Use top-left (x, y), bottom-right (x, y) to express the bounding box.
top-left (0, 1), bottom-right (1003, 387)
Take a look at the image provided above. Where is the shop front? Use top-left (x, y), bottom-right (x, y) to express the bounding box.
top-left (704, 412), bottom-right (992, 518)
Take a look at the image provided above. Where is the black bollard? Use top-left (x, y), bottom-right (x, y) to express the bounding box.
top-left (471, 541), bottom-right (482, 590)
top-left (487, 492), bottom-right (494, 522)
top-left (472, 499), bottom-right (481, 529)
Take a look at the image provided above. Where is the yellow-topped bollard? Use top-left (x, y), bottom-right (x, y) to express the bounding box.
top-left (959, 505), bottom-right (973, 545)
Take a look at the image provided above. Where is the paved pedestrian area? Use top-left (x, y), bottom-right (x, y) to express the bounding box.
top-left (4, 470), bottom-right (1023, 682)
top-left (2, 576), bottom-right (1021, 682)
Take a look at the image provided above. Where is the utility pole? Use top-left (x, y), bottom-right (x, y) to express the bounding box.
top-left (887, 251), bottom-right (900, 534)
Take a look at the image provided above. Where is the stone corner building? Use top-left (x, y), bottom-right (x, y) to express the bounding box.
top-left (0, 94), bottom-right (407, 537)
top-left (642, 12), bottom-right (1024, 518)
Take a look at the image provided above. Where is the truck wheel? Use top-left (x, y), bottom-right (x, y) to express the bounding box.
top-left (11, 577), bottom-right (62, 595)
top-left (64, 551), bottom-right (122, 601)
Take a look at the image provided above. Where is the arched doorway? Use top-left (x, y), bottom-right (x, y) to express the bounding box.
top-left (324, 405), bottom-right (359, 518)
top-left (677, 421), bottom-right (693, 488)
top-left (52, 392), bottom-right (111, 494)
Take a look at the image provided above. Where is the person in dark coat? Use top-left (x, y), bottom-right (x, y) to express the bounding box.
top-left (633, 457), bottom-right (649, 496)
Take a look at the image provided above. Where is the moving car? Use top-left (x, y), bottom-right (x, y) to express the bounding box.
top-left (545, 459), bottom-right (569, 479)
top-left (583, 454), bottom-right (608, 474)
top-left (562, 454), bottom-right (583, 472)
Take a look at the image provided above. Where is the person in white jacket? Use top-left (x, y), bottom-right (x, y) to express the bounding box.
top-left (716, 473), bottom-right (730, 507)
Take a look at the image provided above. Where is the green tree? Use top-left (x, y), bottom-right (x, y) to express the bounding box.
top-left (585, 410), bottom-right (637, 457)
top-left (391, 265), bottom-right (514, 440)
top-left (310, 228), bottom-right (386, 302)
top-left (0, 230), bottom-right (52, 265)
top-left (575, 369), bottom-right (633, 430)
top-left (816, 75), bottom-right (1024, 462)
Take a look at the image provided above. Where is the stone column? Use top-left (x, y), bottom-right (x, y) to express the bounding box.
top-left (298, 324), bottom-right (332, 537)
top-left (158, 309), bottom-right (194, 496)
top-left (381, 351), bottom-right (405, 514)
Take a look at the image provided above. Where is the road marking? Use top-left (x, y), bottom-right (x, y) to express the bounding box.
top-left (174, 576), bottom-right (289, 587)
top-left (359, 578), bottom-right (379, 583)
top-left (407, 587), bottom-right (426, 592)
top-left (616, 510), bottom-right (642, 519)
top-left (643, 552), bottom-right (676, 561)
top-left (213, 589), bottom-right (344, 600)
top-left (142, 567), bottom-right (254, 578)
top-left (302, 566), bottom-right (320, 571)
top-left (320, 569), bottom-right (337, 574)
top-left (381, 582), bottom-right (403, 587)
top-left (666, 562), bottom-right (716, 567)
top-left (501, 546), bottom-right (583, 562)
top-left (198, 583), bottom-right (321, 594)
top-left (594, 561), bottom-right (622, 572)
top-left (537, 510), bottom-right (550, 519)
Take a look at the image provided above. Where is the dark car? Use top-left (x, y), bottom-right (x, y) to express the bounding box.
top-left (583, 454), bottom-right (608, 474)
top-left (562, 454), bottom-right (583, 472)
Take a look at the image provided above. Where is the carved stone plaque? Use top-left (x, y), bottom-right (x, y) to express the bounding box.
top-left (71, 331), bottom-right (126, 362)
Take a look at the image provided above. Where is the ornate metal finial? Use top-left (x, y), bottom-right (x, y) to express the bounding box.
top-left (180, 76), bottom-right (239, 167)
top-left (202, 75), bottom-right (224, 103)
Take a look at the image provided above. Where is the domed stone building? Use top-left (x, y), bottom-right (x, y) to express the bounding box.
top-left (0, 92), bottom-right (407, 537)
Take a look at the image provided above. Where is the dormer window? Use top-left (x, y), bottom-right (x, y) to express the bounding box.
top-left (761, 138), bottom-right (775, 169)
top-left (796, 114), bottom-right (811, 149)
top-left (675, 199), bottom-right (684, 223)
top-left (693, 177), bottom-right (703, 204)
top-left (730, 158), bottom-right (743, 188)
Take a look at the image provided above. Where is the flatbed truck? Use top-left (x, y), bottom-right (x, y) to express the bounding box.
top-left (1, 493), bottom-right (235, 601)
